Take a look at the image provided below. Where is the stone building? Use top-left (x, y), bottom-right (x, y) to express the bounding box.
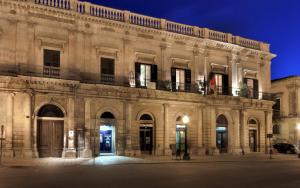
top-left (271, 76), bottom-right (300, 148)
top-left (0, 0), bottom-right (275, 158)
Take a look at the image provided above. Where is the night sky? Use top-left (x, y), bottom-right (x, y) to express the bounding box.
top-left (90, 0), bottom-right (300, 80)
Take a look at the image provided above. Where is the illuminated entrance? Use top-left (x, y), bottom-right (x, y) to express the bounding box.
top-left (99, 112), bottom-right (116, 155)
top-left (216, 115), bottom-right (228, 153)
top-left (176, 124), bottom-right (186, 152)
top-left (248, 118), bottom-right (259, 152)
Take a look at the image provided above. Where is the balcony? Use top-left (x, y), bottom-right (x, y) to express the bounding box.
top-left (0, 64), bottom-right (274, 101)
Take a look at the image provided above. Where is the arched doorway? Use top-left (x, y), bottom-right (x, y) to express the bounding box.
top-left (216, 115), bottom-right (228, 153)
top-left (139, 114), bottom-right (154, 155)
top-left (99, 112), bottom-right (116, 155)
top-left (37, 104), bottom-right (64, 158)
top-left (248, 118), bottom-right (259, 152)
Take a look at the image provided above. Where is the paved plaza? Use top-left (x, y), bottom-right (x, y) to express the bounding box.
top-left (0, 154), bottom-right (300, 188)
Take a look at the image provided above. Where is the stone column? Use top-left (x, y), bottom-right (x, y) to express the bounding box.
top-left (240, 110), bottom-right (250, 153)
top-left (124, 101), bottom-right (133, 156)
top-left (82, 98), bottom-right (92, 158)
top-left (64, 97), bottom-right (76, 158)
top-left (230, 53), bottom-right (239, 96)
top-left (4, 93), bottom-right (14, 157)
top-left (163, 103), bottom-right (170, 155)
top-left (210, 106), bottom-right (218, 155)
top-left (232, 110), bottom-right (241, 154)
top-left (23, 92), bottom-right (33, 158)
top-left (265, 110), bottom-right (272, 153)
top-left (197, 105), bottom-right (205, 155)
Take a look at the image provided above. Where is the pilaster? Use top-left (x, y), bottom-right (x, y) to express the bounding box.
top-left (82, 98), bottom-right (92, 158)
top-left (63, 97), bottom-right (76, 158)
top-left (23, 92), bottom-right (33, 158)
top-left (163, 103), bottom-right (170, 155)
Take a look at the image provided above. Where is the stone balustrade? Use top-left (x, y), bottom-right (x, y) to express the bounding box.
top-left (34, 0), bottom-right (70, 9)
top-left (14, 0), bottom-right (270, 52)
top-left (237, 36), bottom-right (261, 50)
top-left (207, 29), bottom-right (229, 42)
top-left (166, 21), bottom-right (194, 36)
top-left (90, 3), bottom-right (125, 21)
top-left (129, 13), bottom-right (161, 29)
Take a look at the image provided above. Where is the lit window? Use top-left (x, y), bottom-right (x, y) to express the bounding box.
top-left (140, 64), bottom-right (151, 87)
top-left (215, 74), bottom-right (223, 94)
top-left (176, 69), bottom-right (185, 90)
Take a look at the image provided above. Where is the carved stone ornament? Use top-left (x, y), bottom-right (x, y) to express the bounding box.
top-left (135, 52), bottom-right (157, 64)
top-left (243, 69), bottom-right (258, 79)
top-left (211, 63), bottom-right (228, 74)
top-left (37, 36), bottom-right (67, 52)
top-left (171, 57), bottom-right (190, 69)
top-left (95, 46), bottom-right (120, 59)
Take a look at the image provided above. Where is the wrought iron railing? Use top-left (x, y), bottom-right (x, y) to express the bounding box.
top-left (0, 64), bottom-right (275, 100)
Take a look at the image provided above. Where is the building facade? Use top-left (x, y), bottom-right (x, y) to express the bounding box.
top-left (272, 76), bottom-right (300, 148)
top-left (0, 0), bottom-right (275, 158)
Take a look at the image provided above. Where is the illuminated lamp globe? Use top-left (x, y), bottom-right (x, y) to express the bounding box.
top-left (182, 115), bottom-right (190, 124)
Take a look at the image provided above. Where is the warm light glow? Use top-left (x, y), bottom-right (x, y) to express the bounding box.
top-left (100, 125), bottom-right (112, 131)
top-left (182, 115), bottom-right (190, 124)
top-left (296, 124), bottom-right (300, 131)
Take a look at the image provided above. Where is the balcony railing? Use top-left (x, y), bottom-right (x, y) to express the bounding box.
top-left (23, 0), bottom-right (270, 52)
top-left (43, 66), bottom-right (60, 78)
top-left (0, 64), bottom-right (275, 101)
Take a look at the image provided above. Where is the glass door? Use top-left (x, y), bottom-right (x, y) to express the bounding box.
top-left (176, 125), bottom-right (186, 152)
top-left (249, 130), bottom-right (257, 152)
top-left (140, 126), bottom-right (153, 154)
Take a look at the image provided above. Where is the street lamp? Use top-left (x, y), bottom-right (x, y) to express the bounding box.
top-left (296, 124), bottom-right (300, 157)
top-left (182, 115), bottom-right (190, 160)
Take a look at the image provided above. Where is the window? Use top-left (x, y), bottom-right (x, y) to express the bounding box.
top-left (171, 68), bottom-right (191, 91)
top-left (43, 49), bottom-right (60, 77)
top-left (210, 73), bottom-right (229, 95)
top-left (273, 124), bottom-right (280, 134)
top-left (101, 58), bottom-right (115, 83)
top-left (140, 64), bottom-right (151, 87)
top-left (273, 98), bottom-right (281, 119)
top-left (176, 69), bottom-right (185, 91)
top-left (243, 78), bottom-right (258, 99)
top-left (215, 74), bottom-right (223, 94)
top-left (135, 63), bottom-right (157, 88)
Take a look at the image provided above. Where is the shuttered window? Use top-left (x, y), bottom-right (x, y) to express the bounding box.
top-left (135, 63), bottom-right (157, 87)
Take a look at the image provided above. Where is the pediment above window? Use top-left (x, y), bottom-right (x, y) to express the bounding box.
top-left (171, 57), bottom-right (190, 69)
top-left (244, 69), bottom-right (257, 79)
top-left (135, 52), bottom-right (156, 64)
top-left (96, 46), bottom-right (120, 59)
top-left (211, 63), bottom-right (228, 74)
top-left (37, 36), bottom-right (66, 52)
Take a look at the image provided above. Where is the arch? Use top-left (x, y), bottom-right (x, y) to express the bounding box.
top-left (96, 106), bottom-right (121, 120)
top-left (136, 110), bottom-right (156, 121)
top-left (216, 114), bottom-right (228, 126)
top-left (35, 102), bottom-right (66, 117)
top-left (100, 112), bottom-right (115, 119)
top-left (248, 118), bottom-right (258, 125)
top-left (37, 104), bottom-right (64, 117)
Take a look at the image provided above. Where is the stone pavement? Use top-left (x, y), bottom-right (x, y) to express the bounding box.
top-left (1, 153), bottom-right (299, 167)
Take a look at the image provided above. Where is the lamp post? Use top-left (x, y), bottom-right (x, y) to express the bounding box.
top-left (182, 115), bottom-right (190, 160)
top-left (296, 124), bottom-right (300, 158)
top-left (0, 125), bottom-right (4, 166)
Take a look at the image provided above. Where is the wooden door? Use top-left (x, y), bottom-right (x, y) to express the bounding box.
top-left (38, 120), bottom-right (64, 158)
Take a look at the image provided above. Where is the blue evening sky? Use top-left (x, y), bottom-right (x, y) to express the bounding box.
top-left (90, 0), bottom-right (300, 80)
